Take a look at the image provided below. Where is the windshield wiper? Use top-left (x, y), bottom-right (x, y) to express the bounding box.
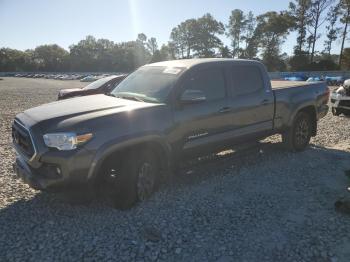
top-left (115, 95), bottom-right (144, 102)
top-left (105, 93), bottom-right (115, 97)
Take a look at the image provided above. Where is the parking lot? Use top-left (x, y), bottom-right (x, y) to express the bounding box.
top-left (0, 77), bottom-right (350, 261)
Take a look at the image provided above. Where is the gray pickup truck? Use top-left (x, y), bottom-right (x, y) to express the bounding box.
top-left (12, 59), bottom-right (329, 208)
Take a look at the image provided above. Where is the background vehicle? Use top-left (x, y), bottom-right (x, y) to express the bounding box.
top-left (325, 76), bottom-right (345, 86)
top-left (306, 77), bottom-right (322, 82)
top-left (12, 59), bottom-right (329, 209)
top-left (80, 75), bottom-right (99, 82)
top-left (58, 74), bottom-right (127, 100)
top-left (331, 79), bottom-right (350, 116)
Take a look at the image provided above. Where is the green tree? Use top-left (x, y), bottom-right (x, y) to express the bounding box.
top-left (341, 47), bottom-right (350, 69)
top-left (339, 0), bottom-right (350, 66)
top-left (158, 44), bottom-right (175, 61)
top-left (33, 44), bottom-right (69, 71)
top-left (170, 14), bottom-right (224, 58)
top-left (112, 41), bottom-right (149, 72)
top-left (134, 33), bottom-right (151, 66)
top-left (22, 49), bottom-right (37, 71)
top-left (165, 42), bottom-right (177, 60)
top-left (146, 37), bottom-right (158, 55)
top-left (69, 35), bottom-right (99, 71)
top-left (324, 4), bottom-right (341, 55)
top-left (170, 19), bottom-right (197, 58)
top-left (137, 33), bottom-right (147, 45)
top-left (289, 0), bottom-right (311, 52)
top-left (0, 48), bottom-right (26, 71)
top-left (255, 11), bottom-right (295, 71)
top-left (241, 11), bottom-right (256, 57)
top-left (227, 9), bottom-right (246, 58)
top-left (94, 38), bottom-right (115, 71)
top-left (308, 0), bottom-right (332, 62)
top-left (219, 46), bottom-right (231, 58)
top-left (191, 13), bottom-right (225, 57)
top-left (289, 50), bottom-right (311, 70)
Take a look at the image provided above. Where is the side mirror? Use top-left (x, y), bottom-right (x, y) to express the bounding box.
top-left (180, 89), bottom-right (206, 104)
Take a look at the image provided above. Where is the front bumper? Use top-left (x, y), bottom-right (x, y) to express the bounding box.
top-left (13, 156), bottom-right (42, 190)
top-left (13, 147), bottom-right (95, 192)
top-left (331, 99), bottom-right (350, 110)
top-left (330, 93), bottom-right (350, 110)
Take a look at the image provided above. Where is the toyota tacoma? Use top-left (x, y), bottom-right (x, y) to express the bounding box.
top-left (12, 59), bottom-right (329, 209)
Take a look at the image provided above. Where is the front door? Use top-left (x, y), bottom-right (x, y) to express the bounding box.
top-left (172, 67), bottom-right (232, 156)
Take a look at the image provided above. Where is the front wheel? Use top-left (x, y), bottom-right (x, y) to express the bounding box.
top-left (101, 149), bottom-right (159, 209)
top-left (282, 112), bottom-right (312, 152)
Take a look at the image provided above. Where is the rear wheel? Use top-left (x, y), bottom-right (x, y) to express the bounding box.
top-left (282, 112), bottom-right (312, 152)
top-left (101, 149), bottom-right (159, 209)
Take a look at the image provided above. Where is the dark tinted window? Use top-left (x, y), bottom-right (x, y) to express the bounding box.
top-left (231, 65), bottom-right (264, 95)
top-left (183, 68), bottom-right (226, 101)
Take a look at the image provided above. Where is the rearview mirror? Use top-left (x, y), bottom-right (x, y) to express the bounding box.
top-left (180, 89), bottom-right (206, 104)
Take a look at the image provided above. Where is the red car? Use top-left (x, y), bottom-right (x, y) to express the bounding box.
top-left (57, 74), bottom-right (127, 100)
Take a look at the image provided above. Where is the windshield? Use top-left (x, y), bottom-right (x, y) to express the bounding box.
top-left (111, 66), bottom-right (183, 103)
top-left (83, 76), bottom-right (116, 90)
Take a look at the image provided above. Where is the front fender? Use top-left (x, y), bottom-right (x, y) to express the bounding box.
top-left (86, 133), bottom-right (172, 181)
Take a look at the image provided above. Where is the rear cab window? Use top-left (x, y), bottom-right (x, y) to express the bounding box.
top-left (231, 65), bottom-right (264, 96)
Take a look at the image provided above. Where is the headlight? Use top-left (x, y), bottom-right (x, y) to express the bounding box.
top-left (43, 132), bottom-right (93, 151)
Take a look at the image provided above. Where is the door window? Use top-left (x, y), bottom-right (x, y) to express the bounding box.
top-left (182, 68), bottom-right (226, 101)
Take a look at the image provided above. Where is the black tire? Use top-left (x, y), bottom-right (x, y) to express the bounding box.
top-left (332, 107), bottom-right (341, 116)
top-left (282, 112), bottom-right (312, 152)
top-left (101, 149), bottom-right (159, 210)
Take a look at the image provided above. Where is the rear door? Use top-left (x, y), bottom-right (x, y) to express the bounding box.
top-left (173, 66), bottom-right (232, 154)
top-left (227, 64), bottom-right (274, 137)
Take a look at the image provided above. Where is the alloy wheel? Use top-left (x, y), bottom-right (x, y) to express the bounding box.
top-left (137, 162), bottom-right (155, 201)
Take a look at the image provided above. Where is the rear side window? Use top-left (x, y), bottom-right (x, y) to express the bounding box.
top-left (231, 65), bottom-right (264, 95)
top-left (183, 68), bottom-right (226, 101)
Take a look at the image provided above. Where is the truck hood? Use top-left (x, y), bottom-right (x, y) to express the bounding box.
top-left (59, 88), bottom-right (83, 95)
top-left (20, 94), bottom-right (157, 124)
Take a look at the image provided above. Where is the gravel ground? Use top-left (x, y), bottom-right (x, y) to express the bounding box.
top-left (0, 77), bottom-right (350, 262)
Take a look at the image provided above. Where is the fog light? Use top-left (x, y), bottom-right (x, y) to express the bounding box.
top-left (42, 164), bottom-right (62, 179)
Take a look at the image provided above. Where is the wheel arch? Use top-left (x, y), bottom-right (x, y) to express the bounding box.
top-left (293, 105), bottom-right (317, 136)
top-left (87, 136), bottom-right (173, 182)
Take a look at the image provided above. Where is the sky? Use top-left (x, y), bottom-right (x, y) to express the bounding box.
top-left (0, 0), bottom-right (344, 55)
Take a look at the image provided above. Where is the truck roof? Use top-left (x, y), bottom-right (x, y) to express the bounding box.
top-left (146, 58), bottom-right (263, 69)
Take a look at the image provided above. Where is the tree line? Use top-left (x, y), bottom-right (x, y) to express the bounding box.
top-left (1, 0), bottom-right (350, 73)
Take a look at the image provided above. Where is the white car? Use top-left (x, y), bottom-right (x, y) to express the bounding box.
top-left (331, 79), bottom-right (350, 116)
top-left (80, 75), bottom-right (98, 82)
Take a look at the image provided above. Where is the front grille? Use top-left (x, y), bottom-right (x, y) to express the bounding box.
top-left (12, 120), bottom-right (35, 159)
top-left (339, 100), bottom-right (350, 107)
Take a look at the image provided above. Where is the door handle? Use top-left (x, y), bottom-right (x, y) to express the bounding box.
top-left (218, 107), bottom-right (232, 113)
top-left (261, 99), bottom-right (269, 105)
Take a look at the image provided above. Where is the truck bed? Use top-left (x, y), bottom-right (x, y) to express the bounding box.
top-left (271, 80), bottom-right (321, 89)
